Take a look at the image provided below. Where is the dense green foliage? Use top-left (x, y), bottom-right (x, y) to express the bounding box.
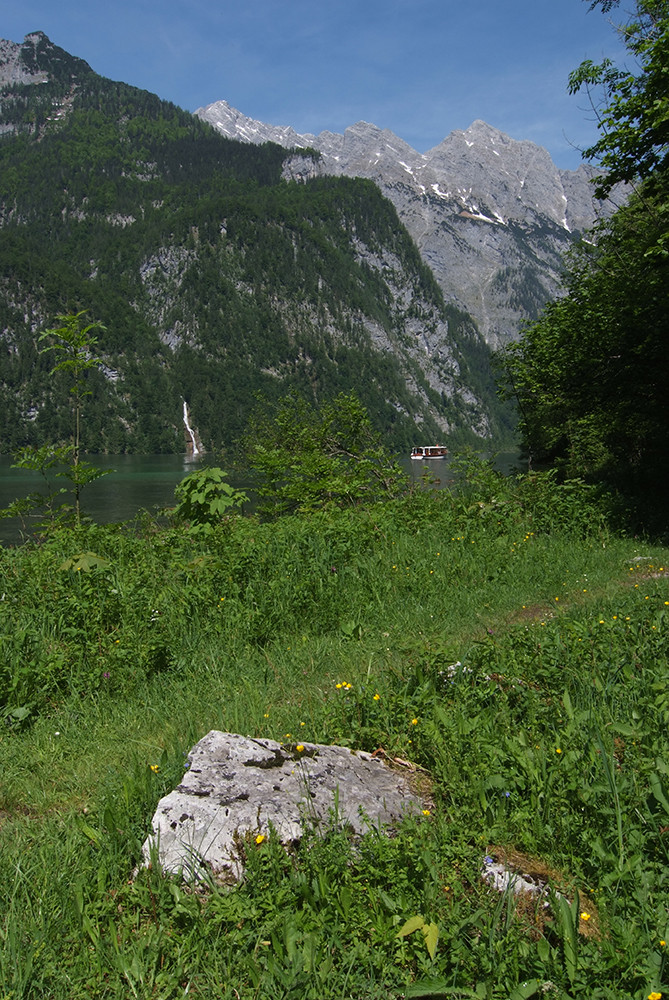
top-left (172, 466), bottom-right (248, 535)
top-left (1, 464), bottom-right (668, 997)
top-left (498, 0), bottom-right (669, 531)
top-left (243, 390), bottom-right (409, 518)
top-left (0, 33), bottom-right (509, 456)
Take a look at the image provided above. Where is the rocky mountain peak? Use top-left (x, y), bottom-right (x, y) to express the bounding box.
top-left (197, 98), bottom-right (624, 345)
top-left (0, 35), bottom-right (48, 86)
top-left (0, 32), bottom-right (92, 89)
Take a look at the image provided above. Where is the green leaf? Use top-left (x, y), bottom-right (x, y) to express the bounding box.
top-left (562, 688), bottom-right (574, 721)
top-left (508, 981), bottom-right (542, 1000)
top-left (422, 921), bottom-right (439, 958)
top-left (59, 552), bottom-right (111, 573)
top-left (649, 771), bottom-right (669, 816)
top-left (397, 914), bottom-right (425, 937)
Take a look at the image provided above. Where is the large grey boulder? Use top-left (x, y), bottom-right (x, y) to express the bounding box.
top-left (143, 731), bottom-right (427, 881)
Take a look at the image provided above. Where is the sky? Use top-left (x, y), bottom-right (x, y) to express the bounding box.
top-left (5, 0), bottom-right (629, 170)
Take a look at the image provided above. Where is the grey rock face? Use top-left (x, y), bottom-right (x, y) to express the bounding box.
top-left (196, 102), bottom-right (626, 345)
top-left (0, 35), bottom-right (48, 87)
top-left (143, 731), bottom-right (426, 881)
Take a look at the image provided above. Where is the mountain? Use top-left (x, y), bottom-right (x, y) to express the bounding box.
top-left (0, 33), bottom-right (512, 456)
top-left (196, 102), bottom-right (627, 347)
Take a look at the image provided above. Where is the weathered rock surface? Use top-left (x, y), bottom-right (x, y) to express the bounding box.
top-left (143, 731), bottom-right (425, 880)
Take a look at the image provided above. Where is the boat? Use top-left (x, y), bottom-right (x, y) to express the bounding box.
top-left (410, 445), bottom-right (448, 460)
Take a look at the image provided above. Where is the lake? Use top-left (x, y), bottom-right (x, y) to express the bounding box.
top-left (0, 451), bottom-right (522, 545)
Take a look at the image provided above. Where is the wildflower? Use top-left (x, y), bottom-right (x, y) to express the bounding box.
top-left (422, 809), bottom-right (431, 816)
top-left (150, 764), bottom-right (159, 773)
top-left (660, 940), bottom-right (666, 947)
top-left (264, 713), bottom-right (269, 718)
top-left (336, 683), bottom-right (343, 689)
top-left (255, 834), bottom-right (265, 845)
top-left (102, 671), bottom-right (110, 679)
top-left (296, 745), bottom-right (304, 753)
top-left (580, 912), bottom-right (591, 921)
top-left (648, 992), bottom-right (662, 1000)
top-left (555, 748), bottom-right (562, 754)
top-left (411, 718), bottom-right (418, 725)
top-left (373, 693), bottom-right (380, 701)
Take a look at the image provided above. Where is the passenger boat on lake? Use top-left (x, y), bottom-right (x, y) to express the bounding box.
top-left (410, 445), bottom-right (448, 461)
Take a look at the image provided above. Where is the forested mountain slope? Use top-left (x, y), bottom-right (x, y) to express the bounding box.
top-left (197, 102), bottom-right (627, 348)
top-left (0, 32), bottom-right (511, 455)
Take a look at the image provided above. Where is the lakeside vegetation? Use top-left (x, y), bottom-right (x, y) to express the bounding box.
top-left (1, 456), bottom-right (668, 998)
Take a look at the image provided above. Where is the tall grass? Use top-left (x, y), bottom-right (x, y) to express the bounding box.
top-left (1, 464), bottom-right (668, 998)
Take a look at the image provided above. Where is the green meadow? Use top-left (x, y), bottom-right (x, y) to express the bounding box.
top-left (1, 460), bottom-right (668, 999)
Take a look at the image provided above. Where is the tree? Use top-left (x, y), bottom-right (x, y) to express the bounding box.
top-left (244, 390), bottom-right (409, 518)
top-left (1, 312), bottom-right (111, 529)
top-left (500, 200), bottom-right (668, 487)
top-left (569, 0), bottom-right (669, 197)
top-left (498, 0), bottom-right (669, 528)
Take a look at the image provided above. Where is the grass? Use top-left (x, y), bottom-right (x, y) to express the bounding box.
top-left (1, 464), bottom-right (668, 998)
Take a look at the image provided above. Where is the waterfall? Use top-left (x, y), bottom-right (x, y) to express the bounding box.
top-left (182, 400), bottom-right (200, 457)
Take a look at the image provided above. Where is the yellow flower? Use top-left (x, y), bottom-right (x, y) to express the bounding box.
top-left (150, 764), bottom-right (159, 773)
top-left (422, 809), bottom-right (431, 816)
top-left (411, 718), bottom-right (418, 725)
top-left (296, 744), bottom-right (304, 752)
top-left (648, 992), bottom-right (662, 1000)
top-left (373, 693), bottom-right (380, 701)
top-left (580, 912), bottom-right (591, 921)
top-left (660, 940), bottom-right (666, 947)
top-left (555, 748), bottom-right (562, 754)
top-left (335, 683), bottom-right (343, 689)
top-left (255, 834), bottom-right (265, 845)
top-left (263, 712), bottom-right (269, 717)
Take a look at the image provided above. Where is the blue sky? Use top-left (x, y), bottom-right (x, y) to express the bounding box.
top-left (6, 0), bottom-right (628, 170)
